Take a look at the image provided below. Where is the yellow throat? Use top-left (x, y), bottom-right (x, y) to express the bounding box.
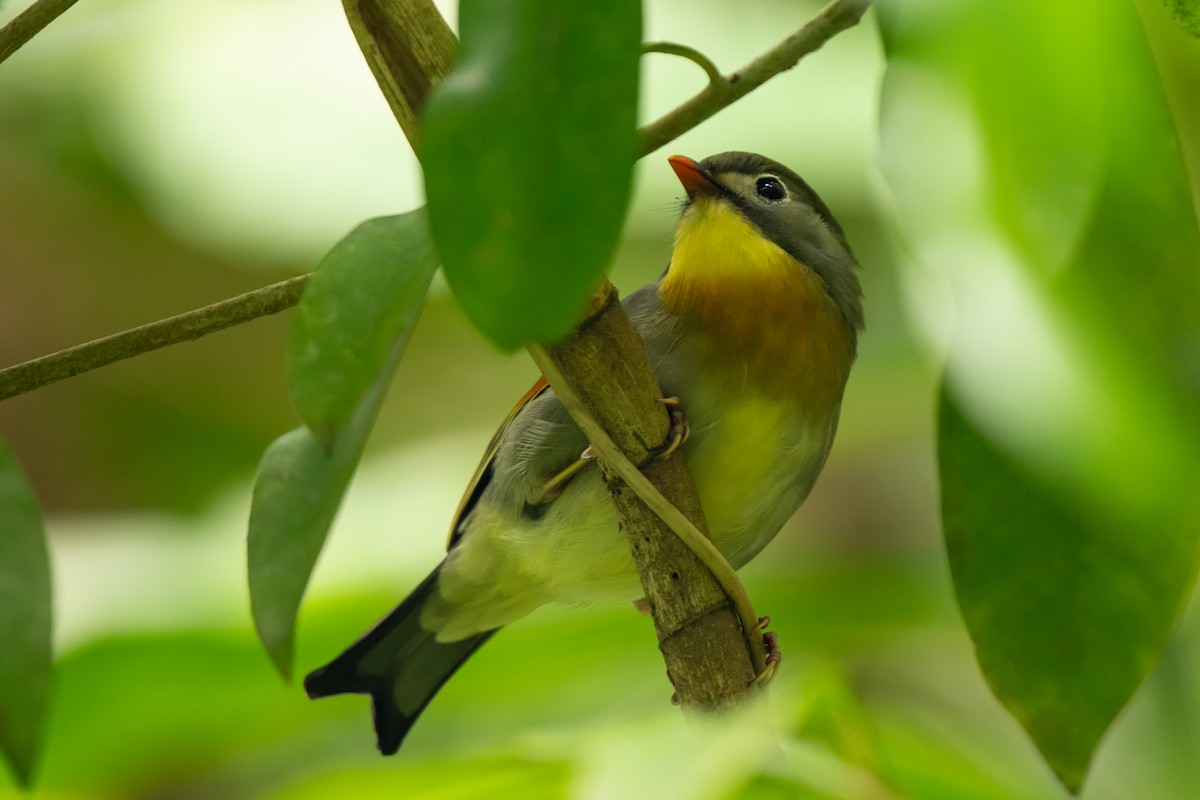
top-left (660, 195), bottom-right (855, 406)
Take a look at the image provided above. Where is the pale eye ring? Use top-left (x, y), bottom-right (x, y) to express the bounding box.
top-left (755, 176), bottom-right (786, 202)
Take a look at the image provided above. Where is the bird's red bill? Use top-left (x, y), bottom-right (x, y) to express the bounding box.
top-left (668, 154), bottom-right (717, 195)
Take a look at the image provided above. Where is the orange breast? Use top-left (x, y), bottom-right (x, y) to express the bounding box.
top-left (660, 263), bottom-right (855, 411)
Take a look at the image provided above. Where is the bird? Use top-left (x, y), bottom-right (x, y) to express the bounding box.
top-left (304, 151), bottom-right (864, 754)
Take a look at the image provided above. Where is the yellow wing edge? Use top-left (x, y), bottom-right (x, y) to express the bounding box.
top-left (444, 376), bottom-right (550, 550)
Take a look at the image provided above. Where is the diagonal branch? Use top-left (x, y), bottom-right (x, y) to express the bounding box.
top-left (0, 276), bottom-right (309, 401)
top-left (0, 0), bottom-right (81, 65)
top-left (342, 0), bottom-right (457, 153)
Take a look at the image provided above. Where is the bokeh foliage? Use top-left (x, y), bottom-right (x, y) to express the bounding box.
top-left (1, 0), bottom-right (1199, 797)
top-left (879, 0), bottom-right (1200, 789)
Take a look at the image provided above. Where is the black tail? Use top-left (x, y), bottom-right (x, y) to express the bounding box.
top-left (304, 563), bottom-right (496, 754)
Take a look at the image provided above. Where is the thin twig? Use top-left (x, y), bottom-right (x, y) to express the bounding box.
top-left (0, 275), bottom-right (309, 400)
top-left (528, 342), bottom-right (767, 675)
top-left (643, 41), bottom-right (723, 85)
top-left (638, 0), bottom-right (872, 155)
top-left (0, 0), bottom-right (81, 65)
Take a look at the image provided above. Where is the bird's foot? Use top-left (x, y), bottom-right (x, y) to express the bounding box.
top-left (752, 616), bottom-right (782, 686)
top-left (655, 397), bottom-right (690, 460)
top-left (528, 446), bottom-right (596, 506)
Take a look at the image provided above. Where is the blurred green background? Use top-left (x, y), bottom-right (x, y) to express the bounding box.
top-left (1, 0), bottom-right (1198, 797)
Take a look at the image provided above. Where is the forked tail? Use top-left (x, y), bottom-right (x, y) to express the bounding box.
top-left (304, 564), bottom-right (496, 754)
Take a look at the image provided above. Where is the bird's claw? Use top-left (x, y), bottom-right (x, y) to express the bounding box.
top-left (752, 616), bottom-right (782, 686)
top-left (657, 397), bottom-right (690, 460)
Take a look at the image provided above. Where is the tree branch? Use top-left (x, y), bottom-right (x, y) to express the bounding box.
top-left (529, 326), bottom-right (766, 680)
top-left (342, 0), bottom-right (457, 154)
top-left (0, 0), bottom-right (81, 65)
top-left (638, 0), bottom-right (873, 156)
top-left (528, 284), bottom-right (766, 704)
top-left (0, 275), bottom-right (309, 401)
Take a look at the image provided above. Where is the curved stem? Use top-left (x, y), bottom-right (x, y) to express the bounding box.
top-left (642, 41), bottom-right (723, 86)
top-left (0, 275), bottom-right (309, 401)
top-left (638, 0), bottom-right (872, 156)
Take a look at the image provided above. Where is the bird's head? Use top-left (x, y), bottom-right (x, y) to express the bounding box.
top-left (666, 151), bottom-right (863, 334)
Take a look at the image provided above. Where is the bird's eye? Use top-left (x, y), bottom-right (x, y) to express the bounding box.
top-left (755, 176), bottom-right (786, 202)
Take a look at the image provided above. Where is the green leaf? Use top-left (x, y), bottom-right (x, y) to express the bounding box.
top-left (250, 216), bottom-right (437, 678)
top-left (286, 211), bottom-right (436, 444)
top-left (421, 0), bottom-right (641, 350)
top-left (0, 440), bottom-right (52, 787)
top-left (248, 428), bottom-right (353, 679)
top-left (880, 0), bottom-right (1200, 790)
top-left (938, 388), bottom-right (1197, 793)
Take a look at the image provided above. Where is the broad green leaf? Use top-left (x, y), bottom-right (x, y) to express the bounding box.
top-left (250, 217), bottom-right (437, 678)
top-left (421, 0), bottom-right (641, 350)
top-left (938, 389), bottom-right (1197, 793)
top-left (286, 211), bottom-right (436, 445)
top-left (0, 440), bottom-right (51, 787)
top-left (880, 0), bottom-right (1200, 790)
